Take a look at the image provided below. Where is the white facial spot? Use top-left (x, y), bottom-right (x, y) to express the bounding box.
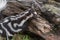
top-left (34, 12), bottom-right (37, 15)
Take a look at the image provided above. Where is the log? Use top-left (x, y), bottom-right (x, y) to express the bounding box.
top-left (0, 0), bottom-right (60, 40)
top-left (27, 15), bottom-right (53, 39)
top-left (2, 1), bottom-right (32, 16)
top-left (39, 2), bottom-right (60, 25)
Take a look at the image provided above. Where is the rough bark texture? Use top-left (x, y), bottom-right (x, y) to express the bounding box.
top-left (0, 0), bottom-right (60, 40)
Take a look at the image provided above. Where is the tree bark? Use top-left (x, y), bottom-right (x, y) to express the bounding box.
top-left (1, 0), bottom-right (60, 40)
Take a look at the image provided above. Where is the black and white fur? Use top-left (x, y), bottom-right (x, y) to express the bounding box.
top-left (0, 9), bottom-right (38, 40)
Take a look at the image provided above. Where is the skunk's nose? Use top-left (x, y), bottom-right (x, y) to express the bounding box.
top-left (0, 0), bottom-right (7, 11)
